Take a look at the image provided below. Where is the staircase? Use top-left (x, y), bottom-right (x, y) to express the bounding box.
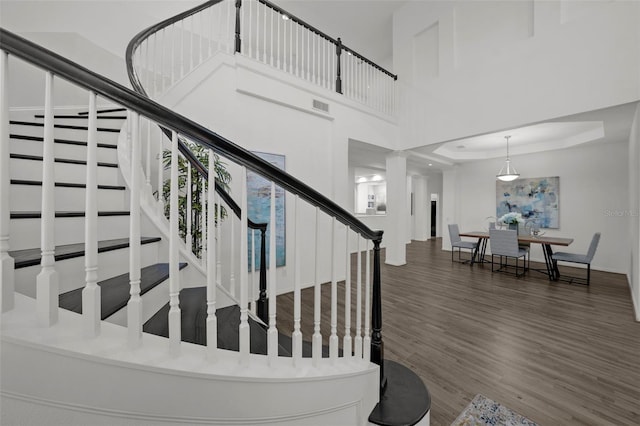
top-left (1, 0), bottom-right (431, 423)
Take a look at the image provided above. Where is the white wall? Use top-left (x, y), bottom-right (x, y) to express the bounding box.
top-left (629, 104), bottom-right (640, 321)
top-left (393, 0), bottom-right (640, 149)
top-left (442, 141), bottom-right (629, 274)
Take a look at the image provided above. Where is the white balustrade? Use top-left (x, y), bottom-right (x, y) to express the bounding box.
top-left (238, 166), bottom-right (250, 365)
top-left (355, 236), bottom-right (363, 359)
top-left (36, 71), bottom-right (58, 327)
top-left (186, 162), bottom-right (193, 252)
top-left (201, 175), bottom-right (207, 265)
top-left (364, 241), bottom-right (371, 361)
top-left (343, 226), bottom-right (352, 359)
top-left (292, 196), bottom-right (302, 364)
top-left (83, 91), bottom-right (101, 337)
top-left (312, 207), bottom-right (322, 365)
top-left (0, 50), bottom-right (14, 313)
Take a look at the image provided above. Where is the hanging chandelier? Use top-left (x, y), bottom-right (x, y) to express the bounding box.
top-left (496, 135), bottom-right (520, 181)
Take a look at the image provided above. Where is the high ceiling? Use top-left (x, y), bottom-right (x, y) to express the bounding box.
top-left (273, 1), bottom-right (638, 178)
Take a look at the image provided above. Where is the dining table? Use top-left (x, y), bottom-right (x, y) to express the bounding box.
top-left (459, 230), bottom-right (574, 281)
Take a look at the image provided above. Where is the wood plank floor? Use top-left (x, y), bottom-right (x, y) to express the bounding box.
top-left (276, 239), bottom-right (640, 426)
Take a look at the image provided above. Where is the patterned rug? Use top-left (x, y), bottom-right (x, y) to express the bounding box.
top-left (451, 394), bottom-right (539, 426)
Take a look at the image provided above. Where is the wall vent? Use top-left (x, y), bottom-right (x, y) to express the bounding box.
top-left (312, 99), bottom-right (329, 113)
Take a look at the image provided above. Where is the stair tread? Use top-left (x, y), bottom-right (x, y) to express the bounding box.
top-left (34, 114), bottom-right (126, 120)
top-left (11, 211), bottom-right (129, 219)
top-left (10, 152), bottom-right (118, 167)
top-left (144, 287), bottom-right (330, 357)
top-left (10, 133), bottom-right (117, 149)
top-left (10, 120), bottom-right (120, 132)
top-left (59, 262), bottom-right (187, 320)
top-left (368, 360), bottom-right (431, 426)
top-left (9, 236), bottom-right (161, 269)
top-left (10, 179), bottom-right (125, 190)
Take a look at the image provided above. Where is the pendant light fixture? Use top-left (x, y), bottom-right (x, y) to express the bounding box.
top-left (496, 135), bottom-right (520, 181)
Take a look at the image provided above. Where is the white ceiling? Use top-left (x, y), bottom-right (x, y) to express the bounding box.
top-left (272, 1), bottom-right (638, 178)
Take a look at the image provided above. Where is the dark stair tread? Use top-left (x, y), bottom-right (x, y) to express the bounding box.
top-left (79, 108), bottom-right (126, 115)
top-left (9, 236), bottom-right (161, 269)
top-left (10, 133), bottom-right (117, 149)
top-left (11, 211), bottom-right (130, 219)
top-left (368, 360), bottom-right (431, 426)
top-left (10, 179), bottom-right (125, 190)
top-left (34, 114), bottom-right (126, 120)
top-left (9, 120), bottom-right (120, 132)
top-left (10, 153), bottom-right (118, 168)
top-left (144, 287), bottom-right (335, 357)
top-left (59, 262), bottom-right (187, 320)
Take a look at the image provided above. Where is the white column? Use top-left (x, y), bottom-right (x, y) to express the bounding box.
top-left (0, 51), bottom-right (14, 313)
top-left (385, 152), bottom-right (408, 266)
top-left (36, 72), bottom-right (58, 327)
top-left (83, 92), bottom-right (101, 337)
top-left (442, 167), bottom-right (459, 250)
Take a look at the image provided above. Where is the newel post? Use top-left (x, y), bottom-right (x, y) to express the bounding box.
top-left (335, 38), bottom-right (343, 94)
top-left (371, 238), bottom-right (387, 394)
top-left (235, 0), bottom-right (242, 53)
top-left (257, 226), bottom-right (268, 323)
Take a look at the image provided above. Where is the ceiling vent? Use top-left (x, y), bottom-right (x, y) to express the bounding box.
top-left (313, 99), bottom-right (329, 113)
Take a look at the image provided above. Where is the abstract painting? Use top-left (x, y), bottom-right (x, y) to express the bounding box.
top-left (247, 152), bottom-right (286, 268)
top-left (496, 176), bottom-right (559, 229)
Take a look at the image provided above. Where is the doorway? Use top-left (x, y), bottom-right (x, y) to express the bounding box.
top-left (430, 201), bottom-right (437, 237)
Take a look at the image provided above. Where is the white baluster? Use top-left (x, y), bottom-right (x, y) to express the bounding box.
top-left (0, 50), bottom-right (14, 313)
top-left (216, 198), bottom-right (222, 286)
top-left (181, 20), bottom-right (185, 78)
top-left (190, 15), bottom-right (195, 70)
top-left (263, 4), bottom-right (267, 63)
top-left (36, 72), bottom-right (58, 327)
top-left (312, 207), bottom-right (322, 365)
top-left (160, 28), bottom-right (166, 93)
top-left (128, 112), bottom-right (143, 347)
top-left (169, 131), bottom-right (181, 356)
top-left (329, 218), bottom-right (338, 361)
top-left (206, 149), bottom-right (218, 361)
top-left (226, 0), bottom-right (232, 53)
top-left (83, 92), bottom-right (100, 337)
top-left (239, 166), bottom-right (250, 365)
top-left (354, 236), bottom-right (363, 358)
top-left (186, 162), bottom-right (193, 252)
top-left (152, 33), bottom-right (158, 98)
top-left (276, 10), bottom-right (281, 69)
top-left (270, 8), bottom-right (275, 66)
top-left (267, 182), bottom-right (278, 364)
top-left (171, 23), bottom-right (176, 85)
top-left (229, 210), bottom-right (235, 297)
top-left (201, 176), bottom-right (207, 266)
top-left (354, 235), bottom-right (362, 358)
top-left (250, 228), bottom-right (256, 315)
top-left (145, 118), bottom-right (152, 192)
top-left (248, 0), bottom-right (253, 59)
top-left (295, 23), bottom-right (299, 77)
top-left (305, 30), bottom-right (310, 81)
top-left (363, 241), bottom-right (371, 361)
top-left (157, 125), bottom-right (164, 212)
top-left (343, 226), bottom-right (352, 358)
top-left (292, 196), bottom-right (302, 364)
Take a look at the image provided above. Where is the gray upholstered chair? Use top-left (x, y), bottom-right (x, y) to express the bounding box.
top-left (448, 224), bottom-right (478, 264)
top-left (489, 229), bottom-right (529, 277)
top-left (551, 232), bottom-right (601, 285)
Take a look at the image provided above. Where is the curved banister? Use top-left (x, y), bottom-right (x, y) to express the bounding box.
top-left (0, 28), bottom-right (382, 242)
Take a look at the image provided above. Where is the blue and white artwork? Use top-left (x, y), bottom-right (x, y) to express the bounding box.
top-left (496, 176), bottom-right (559, 229)
top-left (247, 152), bottom-right (286, 269)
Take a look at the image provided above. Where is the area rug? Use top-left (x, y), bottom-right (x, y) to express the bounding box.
top-left (451, 394), bottom-right (538, 426)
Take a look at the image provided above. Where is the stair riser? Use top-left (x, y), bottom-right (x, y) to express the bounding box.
top-left (10, 138), bottom-right (118, 163)
top-left (106, 279), bottom-right (170, 327)
top-left (9, 123), bottom-right (121, 144)
top-left (10, 185), bottom-right (128, 212)
top-left (10, 215), bottom-right (131, 251)
top-left (14, 242), bottom-right (160, 298)
top-left (30, 117), bottom-right (125, 128)
top-left (10, 157), bottom-right (122, 185)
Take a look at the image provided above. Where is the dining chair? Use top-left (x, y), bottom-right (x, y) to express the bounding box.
top-left (551, 232), bottom-right (601, 285)
top-left (448, 224), bottom-right (478, 264)
top-left (489, 229), bottom-right (529, 277)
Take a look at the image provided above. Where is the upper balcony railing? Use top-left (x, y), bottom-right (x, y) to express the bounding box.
top-left (127, 0), bottom-right (397, 115)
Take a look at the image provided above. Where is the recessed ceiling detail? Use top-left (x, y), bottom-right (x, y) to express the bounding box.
top-left (433, 121), bottom-right (605, 160)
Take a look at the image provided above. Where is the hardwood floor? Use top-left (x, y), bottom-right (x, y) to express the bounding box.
top-left (276, 239), bottom-right (640, 426)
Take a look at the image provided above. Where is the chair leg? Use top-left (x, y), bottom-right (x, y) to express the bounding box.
top-left (587, 264), bottom-right (591, 285)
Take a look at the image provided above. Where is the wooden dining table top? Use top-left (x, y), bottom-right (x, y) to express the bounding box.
top-left (459, 231), bottom-right (574, 246)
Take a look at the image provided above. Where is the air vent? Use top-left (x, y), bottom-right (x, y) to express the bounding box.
top-left (312, 99), bottom-right (329, 113)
